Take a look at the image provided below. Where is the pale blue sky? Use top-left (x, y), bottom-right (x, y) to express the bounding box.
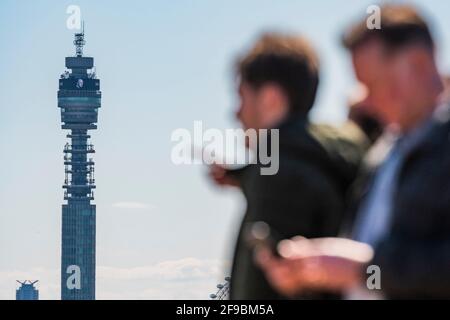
top-left (1, 0), bottom-right (450, 299)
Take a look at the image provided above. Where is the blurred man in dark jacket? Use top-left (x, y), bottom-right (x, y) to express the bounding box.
top-left (257, 4), bottom-right (450, 299)
top-left (209, 33), bottom-right (369, 299)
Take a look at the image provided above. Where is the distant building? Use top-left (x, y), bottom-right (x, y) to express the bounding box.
top-left (16, 280), bottom-right (39, 300)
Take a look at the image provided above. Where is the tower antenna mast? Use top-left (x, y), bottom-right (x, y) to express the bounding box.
top-left (74, 21), bottom-right (86, 57)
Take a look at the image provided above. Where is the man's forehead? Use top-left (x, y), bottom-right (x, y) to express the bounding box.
top-left (238, 81), bottom-right (246, 94)
top-left (239, 81), bottom-right (256, 94)
top-left (352, 40), bottom-right (388, 81)
top-left (353, 39), bottom-right (386, 64)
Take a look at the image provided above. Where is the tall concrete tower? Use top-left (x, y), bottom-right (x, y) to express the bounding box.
top-left (58, 26), bottom-right (101, 300)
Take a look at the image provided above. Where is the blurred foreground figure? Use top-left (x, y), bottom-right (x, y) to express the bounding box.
top-left (257, 4), bottom-right (450, 299)
top-left (210, 33), bottom-right (368, 299)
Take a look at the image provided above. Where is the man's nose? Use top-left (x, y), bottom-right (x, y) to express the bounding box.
top-left (358, 95), bottom-right (373, 112)
top-left (235, 108), bottom-right (242, 121)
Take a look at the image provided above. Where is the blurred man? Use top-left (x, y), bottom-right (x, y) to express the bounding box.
top-left (257, 4), bottom-right (450, 299)
top-left (209, 33), bottom-right (368, 299)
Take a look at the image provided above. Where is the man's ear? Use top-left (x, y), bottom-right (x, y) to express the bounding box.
top-left (257, 83), bottom-right (290, 127)
top-left (258, 83), bottom-right (288, 113)
top-left (408, 47), bottom-right (432, 75)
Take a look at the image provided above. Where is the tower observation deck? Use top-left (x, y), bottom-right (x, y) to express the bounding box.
top-left (58, 26), bottom-right (101, 300)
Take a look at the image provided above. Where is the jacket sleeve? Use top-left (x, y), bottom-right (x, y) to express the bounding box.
top-left (372, 234), bottom-right (450, 298)
top-left (249, 163), bottom-right (344, 239)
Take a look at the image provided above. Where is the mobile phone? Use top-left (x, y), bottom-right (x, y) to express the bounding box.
top-left (244, 221), bottom-right (282, 258)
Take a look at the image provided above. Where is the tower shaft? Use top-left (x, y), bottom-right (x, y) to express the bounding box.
top-left (58, 29), bottom-right (101, 300)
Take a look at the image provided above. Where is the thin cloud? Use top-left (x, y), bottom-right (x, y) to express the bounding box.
top-left (112, 202), bottom-right (155, 210)
top-left (98, 257), bottom-right (223, 281)
top-left (97, 258), bottom-right (229, 300)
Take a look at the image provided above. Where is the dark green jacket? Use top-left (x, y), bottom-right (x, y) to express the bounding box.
top-left (229, 116), bottom-right (369, 299)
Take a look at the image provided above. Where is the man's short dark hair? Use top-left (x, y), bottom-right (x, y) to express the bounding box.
top-left (342, 4), bottom-right (435, 52)
top-left (236, 32), bottom-right (320, 115)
